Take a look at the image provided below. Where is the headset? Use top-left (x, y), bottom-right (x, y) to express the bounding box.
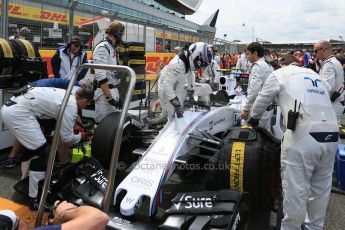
top-left (113, 23), bottom-right (125, 45)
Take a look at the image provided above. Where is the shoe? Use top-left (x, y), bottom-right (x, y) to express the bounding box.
top-left (29, 197), bottom-right (51, 211)
top-left (5, 157), bottom-right (19, 168)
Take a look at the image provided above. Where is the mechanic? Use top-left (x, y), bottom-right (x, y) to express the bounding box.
top-left (146, 64), bottom-right (212, 125)
top-left (51, 36), bottom-right (88, 81)
top-left (247, 54), bottom-right (338, 230)
top-left (236, 51), bottom-right (252, 72)
top-left (4, 78), bottom-right (93, 168)
top-left (93, 20), bottom-right (125, 123)
top-left (158, 42), bottom-right (212, 120)
top-left (1, 87), bottom-right (93, 210)
top-left (241, 42), bottom-right (274, 132)
top-left (314, 40), bottom-right (345, 122)
top-left (0, 201), bottom-right (109, 230)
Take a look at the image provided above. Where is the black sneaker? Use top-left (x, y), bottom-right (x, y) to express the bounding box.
top-left (29, 197), bottom-right (51, 211)
top-left (5, 157), bottom-right (19, 168)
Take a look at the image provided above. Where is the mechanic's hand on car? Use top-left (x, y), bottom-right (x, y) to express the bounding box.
top-left (241, 110), bottom-right (249, 120)
top-left (187, 90), bottom-right (197, 105)
top-left (170, 96), bottom-right (184, 118)
top-left (73, 125), bottom-right (84, 134)
top-left (247, 118), bottom-right (259, 128)
top-left (108, 98), bottom-right (122, 110)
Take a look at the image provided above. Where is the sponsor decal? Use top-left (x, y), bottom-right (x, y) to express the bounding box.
top-left (130, 175), bottom-right (154, 188)
top-left (231, 213), bottom-right (241, 230)
top-left (209, 121), bottom-right (214, 131)
top-left (8, 3), bottom-right (88, 25)
top-left (304, 77), bottom-right (321, 87)
top-left (173, 194), bottom-right (214, 210)
top-left (214, 117), bottom-right (226, 126)
top-left (130, 118), bottom-right (144, 129)
top-left (230, 142), bottom-right (245, 191)
top-left (306, 88), bottom-right (325, 95)
top-left (90, 169), bottom-right (108, 189)
top-left (111, 216), bottom-right (133, 227)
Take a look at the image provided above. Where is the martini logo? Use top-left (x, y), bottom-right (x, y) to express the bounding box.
top-left (173, 194), bottom-right (214, 210)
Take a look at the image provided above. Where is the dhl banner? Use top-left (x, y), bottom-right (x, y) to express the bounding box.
top-left (39, 50), bottom-right (175, 80)
top-left (155, 31), bottom-right (195, 42)
top-left (145, 52), bottom-right (175, 80)
top-left (7, 3), bottom-right (89, 25)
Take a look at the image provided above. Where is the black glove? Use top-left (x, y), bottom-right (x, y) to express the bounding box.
top-left (169, 97), bottom-right (184, 118)
top-left (108, 98), bottom-right (122, 110)
top-left (247, 118), bottom-right (259, 128)
top-left (187, 89), bottom-right (196, 105)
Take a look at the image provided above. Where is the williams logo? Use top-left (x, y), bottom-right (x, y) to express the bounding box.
top-left (304, 77), bottom-right (321, 87)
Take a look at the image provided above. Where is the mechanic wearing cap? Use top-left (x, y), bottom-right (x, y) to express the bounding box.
top-left (1, 87), bottom-right (93, 210)
top-left (157, 42), bottom-right (212, 120)
top-left (314, 40), bottom-right (345, 122)
top-left (0, 201), bottom-right (109, 230)
top-left (51, 36), bottom-right (88, 81)
top-left (247, 54), bottom-right (338, 230)
top-left (241, 42), bottom-right (274, 132)
top-left (92, 20), bottom-right (125, 123)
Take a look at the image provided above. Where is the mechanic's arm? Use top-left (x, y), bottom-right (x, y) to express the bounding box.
top-left (251, 73), bottom-right (280, 120)
top-left (59, 106), bottom-right (81, 144)
top-left (186, 70), bottom-right (195, 90)
top-left (243, 64), bottom-right (264, 112)
top-left (51, 49), bottom-right (61, 78)
top-left (50, 201), bottom-right (109, 230)
top-left (321, 62), bottom-right (337, 93)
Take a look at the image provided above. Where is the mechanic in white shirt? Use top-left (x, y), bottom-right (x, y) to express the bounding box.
top-left (236, 52), bottom-right (252, 72)
top-left (241, 42), bottom-right (274, 132)
top-left (1, 87), bottom-right (93, 210)
top-left (314, 40), bottom-right (345, 122)
top-left (247, 54), bottom-right (338, 230)
top-left (93, 20), bottom-right (125, 123)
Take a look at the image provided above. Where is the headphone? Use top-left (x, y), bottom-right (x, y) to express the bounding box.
top-left (114, 31), bottom-right (123, 43)
top-left (113, 23), bottom-right (125, 44)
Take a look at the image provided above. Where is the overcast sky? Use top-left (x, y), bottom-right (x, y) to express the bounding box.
top-left (186, 0), bottom-right (345, 44)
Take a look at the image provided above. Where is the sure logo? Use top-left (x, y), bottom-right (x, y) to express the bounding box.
top-left (173, 193), bottom-right (214, 210)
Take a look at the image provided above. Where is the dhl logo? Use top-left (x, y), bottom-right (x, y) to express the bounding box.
top-left (146, 53), bottom-right (175, 73)
top-left (8, 3), bottom-right (88, 25)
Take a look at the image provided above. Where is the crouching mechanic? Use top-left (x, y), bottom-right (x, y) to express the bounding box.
top-left (1, 87), bottom-right (93, 210)
top-left (93, 20), bottom-right (125, 123)
top-left (247, 54), bottom-right (339, 229)
top-left (158, 42), bottom-right (212, 120)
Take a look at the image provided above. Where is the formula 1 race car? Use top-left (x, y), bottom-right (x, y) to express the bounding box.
top-left (28, 65), bottom-right (282, 229)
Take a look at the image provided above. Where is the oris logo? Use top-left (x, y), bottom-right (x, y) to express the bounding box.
top-left (130, 176), bottom-right (154, 188)
top-left (173, 194), bottom-right (214, 210)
